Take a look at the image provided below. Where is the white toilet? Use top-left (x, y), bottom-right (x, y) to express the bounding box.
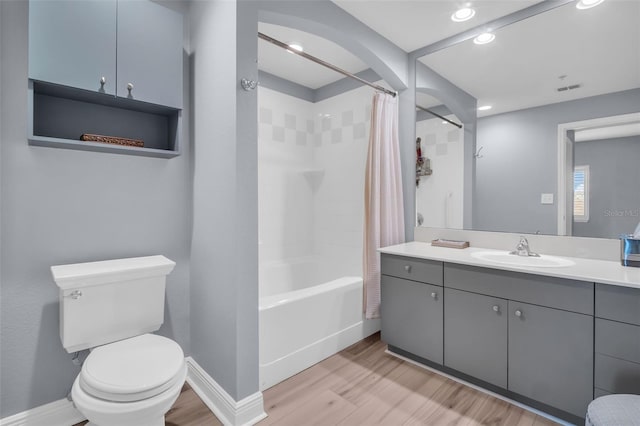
top-left (52, 255), bottom-right (186, 426)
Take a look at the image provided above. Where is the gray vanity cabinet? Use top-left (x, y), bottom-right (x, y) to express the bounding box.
top-left (380, 255), bottom-right (443, 364)
top-left (444, 288), bottom-right (508, 388)
top-left (29, 0), bottom-right (117, 94)
top-left (442, 263), bottom-right (594, 419)
top-left (594, 284), bottom-right (640, 396)
top-left (508, 301), bottom-right (594, 418)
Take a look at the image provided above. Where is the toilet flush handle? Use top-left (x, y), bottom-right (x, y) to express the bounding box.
top-left (65, 290), bottom-right (83, 300)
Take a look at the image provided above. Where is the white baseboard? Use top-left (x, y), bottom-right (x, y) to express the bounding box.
top-left (186, 357), bottom-right (267, 426)
top-left (1, 357), bottom-right (267, 426)
top-left (0, 398), bottom-right (85, 426)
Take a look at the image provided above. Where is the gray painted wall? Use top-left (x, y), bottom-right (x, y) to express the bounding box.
top-left (189, 0), bottom-right (259, 401)
top-left (0, 0), bottom-right (192, 418)
top-left (573, 135), bottom-right (640, 238)
top-left (474, 89), bottom-right (640, 235)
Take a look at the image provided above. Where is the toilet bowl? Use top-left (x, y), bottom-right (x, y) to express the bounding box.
top-left (52, 255), bottom-right (182, 426)
top-left (71, 334), bottom-right (186, 426)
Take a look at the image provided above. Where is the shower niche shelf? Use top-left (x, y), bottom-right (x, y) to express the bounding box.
top-left (28, 80), bottom-right (181, 158)
top-left (301, 168), bottom-right (325, 190)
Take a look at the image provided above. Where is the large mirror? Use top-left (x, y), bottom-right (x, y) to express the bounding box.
top-left (416, 0), bottom-right (640, 239)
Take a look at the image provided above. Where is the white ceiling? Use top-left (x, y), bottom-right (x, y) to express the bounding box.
top-left (332, 0), bottom-right (539, 52)
top-left (258, 1), bottom-right (640, 117)
top-left (419, 0), bottom-right (640, 117)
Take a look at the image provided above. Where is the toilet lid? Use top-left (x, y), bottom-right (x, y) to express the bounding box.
top-left (80, 334), bottom-right (185, 402)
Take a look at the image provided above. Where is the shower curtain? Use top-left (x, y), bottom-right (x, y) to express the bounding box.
top-left (363, 92), bottom-right (405, 319)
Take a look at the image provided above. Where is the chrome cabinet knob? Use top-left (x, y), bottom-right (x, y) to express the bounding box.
top-left (431, 292), bottom-right (438, 300)
top-left (515, 309), bottom-right (523, 317)
top-left (127, 82), bottom-right (134, 91)
top-left (100, 76), bottom-right (106, 85)
top-left (493, 305), bottom-right (500, 313)
top-left (404, 265), bottom-right (411, 273)
top-left (65, 290), bottom-right (82, 300)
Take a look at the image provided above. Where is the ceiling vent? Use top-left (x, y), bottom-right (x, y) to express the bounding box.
top-left (557, 84), bottom-right (582, 92)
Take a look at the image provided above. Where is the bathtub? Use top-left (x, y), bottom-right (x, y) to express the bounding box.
top-left (259, 257), bottom-right (379, 390)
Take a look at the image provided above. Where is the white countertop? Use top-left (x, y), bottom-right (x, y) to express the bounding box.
top-left (379, 241), bottom-right (640, 290)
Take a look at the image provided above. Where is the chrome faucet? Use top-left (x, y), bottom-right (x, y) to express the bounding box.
top-left (510, 236), bottom-right (540, 257)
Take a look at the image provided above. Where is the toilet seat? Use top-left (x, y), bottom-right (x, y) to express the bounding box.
top-left (80, 334), bottom-right (185, 402)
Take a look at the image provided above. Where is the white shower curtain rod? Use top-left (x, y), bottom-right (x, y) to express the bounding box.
top-left (416, 104), bottom-right (462, 129)
top-left (258, 32), bottom-right (397, 98)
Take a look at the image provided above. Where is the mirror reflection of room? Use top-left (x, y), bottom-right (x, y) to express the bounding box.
top-left (416, 0), bottom-right (640, 238)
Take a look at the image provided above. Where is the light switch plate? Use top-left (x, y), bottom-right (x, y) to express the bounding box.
top-left (541, 193), bottom-right (554, 204)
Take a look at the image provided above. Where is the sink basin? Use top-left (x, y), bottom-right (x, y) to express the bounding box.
top-left (470, 251), bottom-right (575, 268)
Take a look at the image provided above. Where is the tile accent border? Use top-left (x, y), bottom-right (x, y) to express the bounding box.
top-left (0, 357), bottom-right (267, 426)
top-left (186, 357), bottom-right (267, 426)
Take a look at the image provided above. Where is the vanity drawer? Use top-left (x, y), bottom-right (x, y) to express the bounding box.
top-left (381, 254), bottom-right (443, 286)
top-left (444, 264), bottom-right (593, 315)
top-left (595, 318), bottom-right (640, 363)
top-left (595, 284), bottom-right (640, 326)
top-left (594, 353), bottom-right (640, 395)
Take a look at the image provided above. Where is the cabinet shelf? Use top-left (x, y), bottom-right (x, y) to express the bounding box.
top-left (28, 80), bottom-right (181, 158)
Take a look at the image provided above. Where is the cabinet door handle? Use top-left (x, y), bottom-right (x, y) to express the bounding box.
top-left (100, 76), bottom-right (106, 85)
top-left (127, 82), bottom-right (134, 92)
top-left (431, 292), bottom-right (438, 300)
top-left (492, 305), bottom-right (500, 313)
top-left (515, 309), bottom-right (523, 317)
top-left (64, 290), bottom-right (83, 300)
top-left (404, 265), bottom-right (411, 273)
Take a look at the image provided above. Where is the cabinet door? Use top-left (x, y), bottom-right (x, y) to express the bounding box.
top-left (381, 275), bottom-right (443, 364)
top-left (29, 0), bottom-right (117, 94)
top-left (117, 0), bottom-right (183, 108)
top-left (444, 288), bottom-right (508, 388)
top-left (508, 301), bottom-right (593, 418)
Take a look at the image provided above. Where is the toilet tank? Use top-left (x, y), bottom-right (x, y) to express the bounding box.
top-left (51, 255), bottom-right (176, 353)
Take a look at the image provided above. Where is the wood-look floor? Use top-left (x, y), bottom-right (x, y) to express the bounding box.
top-left (74, 333), bottom-right (559, 425)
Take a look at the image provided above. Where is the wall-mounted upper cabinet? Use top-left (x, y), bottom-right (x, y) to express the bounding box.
top-left (28, 0), bottom-right (183, 109)
top-left (29, 0), bottom-right (117, 95)
top-left (116, 0), bottom-right (183, 108)
top-left (28, 0), bottom-right (183, 157)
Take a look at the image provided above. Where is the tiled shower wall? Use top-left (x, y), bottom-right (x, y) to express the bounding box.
top-left (258, 88), bottom-right (315, 263)
top-left (415, 116), bottom-right (464, 229)
top-left (258, 86), bottom-right (373, 277)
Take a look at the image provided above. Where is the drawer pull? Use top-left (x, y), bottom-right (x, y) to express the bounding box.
top-left (515, 309), bottom-right (523, 317)
top-left (493, 305), bottom-right (500, 313)
top-left (404, 265), bottom-right (412, 273)
top-left (431, 292), bottom-right (438, 300)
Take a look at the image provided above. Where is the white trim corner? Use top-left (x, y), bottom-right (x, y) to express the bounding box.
top-left (185, 357), bottom-right (267, 426)
top-left (0, 398), bottom-right (85, 426)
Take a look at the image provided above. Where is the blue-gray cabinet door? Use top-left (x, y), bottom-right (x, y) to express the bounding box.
top-left (508, 301), bottom-right (593, 418)
top-left (444, 288), bottom-right (508, 388)
top-left (381, 275), bottom-right (443, 364)
top-left (29, 0), bottom-right (116, 94)
top-left (116, 0), bottom-right (183, 108)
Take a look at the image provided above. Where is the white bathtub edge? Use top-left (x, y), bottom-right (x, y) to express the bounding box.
top-left (260, 276), bottom-right (362, 310)
top-left (186, 357), bottom-right (267, 426)
top-left (259, 319), bottom-right (380, 391)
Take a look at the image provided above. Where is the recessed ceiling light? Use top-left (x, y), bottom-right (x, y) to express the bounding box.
top-left (478, 105), bottom-right (492, 111)
top-left (473, 33), bottom-right (495, 45)
top-left (451, 7), bottom-right (476, 22)
top-left (576, 0), bottom-right (605, 10)
top-left (287, 43), bottom-right (304, 53)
